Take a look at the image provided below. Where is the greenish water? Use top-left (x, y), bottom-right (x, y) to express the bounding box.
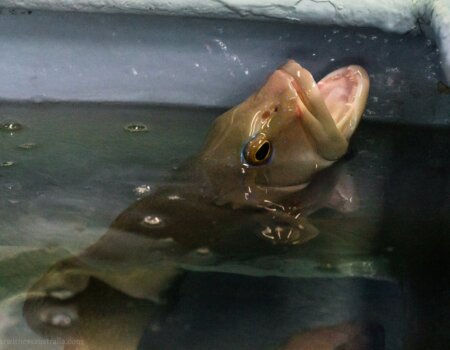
top-left (0, 103), bottom-right (214, 249)
top-left (0, 103), bottom-right (448, 350)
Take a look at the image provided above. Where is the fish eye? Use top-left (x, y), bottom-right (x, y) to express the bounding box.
top-left (244, 134), bottom-right (272, 165)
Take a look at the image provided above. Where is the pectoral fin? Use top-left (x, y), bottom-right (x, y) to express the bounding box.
top-left (327, 171), bottom-right (359, 213)
top-left (29, 257), bottom-right (180, 303)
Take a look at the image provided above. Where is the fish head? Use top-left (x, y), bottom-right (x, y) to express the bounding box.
top-left (199, 60), bottom-right (369, 188)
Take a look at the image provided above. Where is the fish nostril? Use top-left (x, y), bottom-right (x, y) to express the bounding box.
top-left (261, 105), bottom-right (279, 120)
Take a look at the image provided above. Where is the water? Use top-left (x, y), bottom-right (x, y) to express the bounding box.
top-left (0, 103), bottom-right (448, 349)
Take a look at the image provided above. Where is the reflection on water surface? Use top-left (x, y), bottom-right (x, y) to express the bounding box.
top-left (0, 103), bottom-right (448, 349)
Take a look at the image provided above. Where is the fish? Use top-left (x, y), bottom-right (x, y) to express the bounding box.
top-left (23, 60), bottom-right (370, 345)
top-left (198, 60), bottom-right (369, 193)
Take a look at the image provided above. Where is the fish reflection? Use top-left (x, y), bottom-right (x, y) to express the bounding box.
top-left (23, 161), bottom-right (363, 349)
top-left (24, 279), bottom-right (172, 350)
top-left (279, 322), bottom-right (384, 350)
top-left (24, 60), bottom-right (370, 348)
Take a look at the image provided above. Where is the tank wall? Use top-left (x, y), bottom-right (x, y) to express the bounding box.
top-left (0, 10), bottom-right (448, 126)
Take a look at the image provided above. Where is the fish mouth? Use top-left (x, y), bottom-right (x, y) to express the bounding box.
top-left (279, 60), bottom-right (369, 140)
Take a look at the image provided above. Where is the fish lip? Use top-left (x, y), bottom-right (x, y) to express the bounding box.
top-left (275, 69), bottom-right (303, 100)
top-left (275, 65), bottom-right (316, 119)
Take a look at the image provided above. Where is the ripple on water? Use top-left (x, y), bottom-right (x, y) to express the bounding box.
top-left (134, 184), bottom-right (151, 196)
top-left (1, 161), bottom-right (16, 167)
top-left (142, 215), bottom-right (163, 226)
top-left (0, 121), bottom-right (23, 132)
top-left (18, 142), bottom-right (37, 150)
top-left (40, 308), bottom-right (77, 328)
top-left (124, 123), bottom-right (149, 133)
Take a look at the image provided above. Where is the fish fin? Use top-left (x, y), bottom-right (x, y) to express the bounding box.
top-left (27, 258), bottom-right (91, 300)
top-left (295, 217), bottom-right (320, 244)
top-left (327, 172), bottom-right (359, 213)
top-left (28, 255), bottom-right (181, 303)
top-left (94, 265), bottom-right (181, 303)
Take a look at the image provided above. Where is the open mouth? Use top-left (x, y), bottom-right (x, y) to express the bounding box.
top-left (280, 61), bottom-right (369, 140)
top-left (317, 66), bottom-right (368, 126)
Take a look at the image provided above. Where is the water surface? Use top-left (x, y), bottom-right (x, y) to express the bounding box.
top-left (0, 103), bottom-right (448, 349)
